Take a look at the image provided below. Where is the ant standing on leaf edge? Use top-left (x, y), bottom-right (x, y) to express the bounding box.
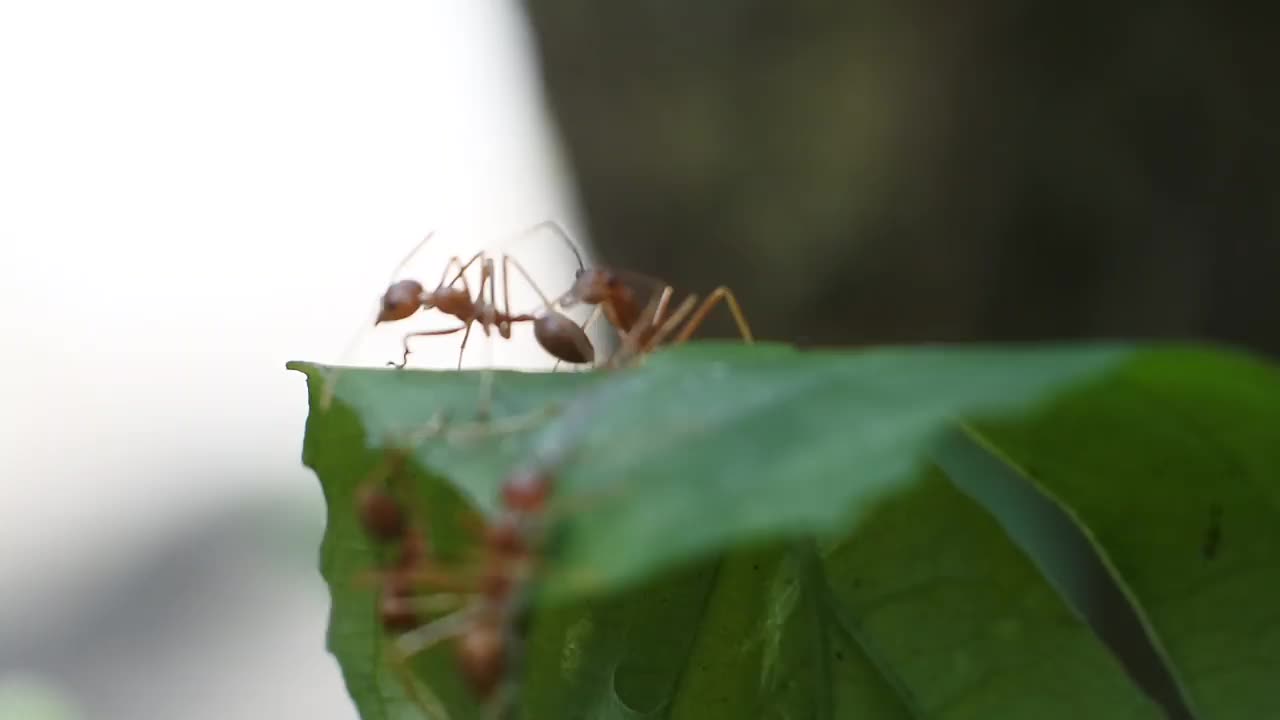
top-left (320, 222), bottom-right (603, 422)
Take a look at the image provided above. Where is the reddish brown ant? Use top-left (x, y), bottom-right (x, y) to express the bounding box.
top-left (349, 423), bottom-right (561, 715)
top-left (376, 227), bottom-right (596, 370)
top-left (381, 466), bottom-right (554, 699)
top-left (369, 220), bottom-right (755, 373)
top-left (319, 225), bottom-right (599, 415)
top-left (528, 221), bottom-right (755, 365)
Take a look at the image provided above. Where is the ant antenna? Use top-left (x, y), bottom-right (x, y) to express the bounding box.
top-left (390, 230), bottom-right (437, 283)
top-left (319, 230), bottom-right (439, 411)
top-left (512, 220), bottom-right (586, 274)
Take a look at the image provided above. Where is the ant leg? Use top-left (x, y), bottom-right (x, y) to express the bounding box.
top-left (671, 286), bottom-right (755, 344)
top-left (473, 261), bottom-right (498, 421)
top-left (501, 252), bottom-right (597, 369)
top-left (640, 285), bottom-right (675, 335)
top-left (352, 566), bottom-right (481, 595)
top-left (500, 253), bottom-right (556, 311)
top-left (444, 250), bottom-right (486, 289)
top-left (494, 254), bottom-right (555, 333)
top-left (388, 407), bottom-right (452, 448)
top-left (394, 605), bottom-right (483, 659)
top-left (457, 324), bottom-right (475, 370)
top-left (386, 651), bottom-right (453, 720)
top-left (381, 620), bottom-right (458, 720)
top-left (645, 295), bottom-right (699, 350)
top-left (389, 231), bottom-right (437, 283)
top-left (613, 294), bottom-right (699, 366)
top-left (391, 325), bottom-right (468, 369)
top-left (606, 286), bottom-right (680, 367)
top-left (444, 405), bottom-right (560, 444)
top-left (456, 262), bottom-right (489, 370)
top-left (486, 257), bottom-right (499, 319)
top-left (405, 594), bottom-right (470, 615)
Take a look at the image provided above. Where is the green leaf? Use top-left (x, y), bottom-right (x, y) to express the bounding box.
top-left (298, 342), bottom-right (1132, 599)
top-left (960, 347), bottom-right (1280, 719)
top-left (289, 342), bottom-right (1191, 719)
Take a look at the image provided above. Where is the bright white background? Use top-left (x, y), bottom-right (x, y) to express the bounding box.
top-left (0, 2), bottom-right (588, 718)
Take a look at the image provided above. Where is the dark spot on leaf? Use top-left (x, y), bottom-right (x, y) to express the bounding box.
top-left (1202, 503), bottom-right (1223, 560)
top-left (834, 650), bottom-right (845, 662)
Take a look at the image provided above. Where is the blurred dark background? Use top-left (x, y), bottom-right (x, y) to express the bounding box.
top-left (524, 2), bottom-right (1279, 355)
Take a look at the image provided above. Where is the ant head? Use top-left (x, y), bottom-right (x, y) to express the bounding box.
top-left (376, 280), bottom-right (425, 324)
top-left (355, 483), bottom-right (406, 542)
top-left (567, 268), bottom-right (614, 304)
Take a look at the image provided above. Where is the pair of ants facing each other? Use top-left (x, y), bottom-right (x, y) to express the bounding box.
top-left (370, 220), bottom-right (754, 373)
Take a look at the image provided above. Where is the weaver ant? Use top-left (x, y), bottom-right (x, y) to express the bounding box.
top-left (319, 224), bottom-right (599, 416)
top-left (523, 222), bottom-right (755, 366)
top-left (350, 424), bottom-right (563, 717)
top-left (374, 225), bottom-right (597, 371)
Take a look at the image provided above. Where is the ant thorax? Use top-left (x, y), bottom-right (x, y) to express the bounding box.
top-left (427, 286), bottom-right (476, 319)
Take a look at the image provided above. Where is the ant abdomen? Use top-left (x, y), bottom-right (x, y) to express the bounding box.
top-left (533, 312), bottom-right (594, 365)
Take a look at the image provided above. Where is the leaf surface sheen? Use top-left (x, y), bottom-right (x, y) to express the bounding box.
top-left (290, 342), bottom-right (1280, 719)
